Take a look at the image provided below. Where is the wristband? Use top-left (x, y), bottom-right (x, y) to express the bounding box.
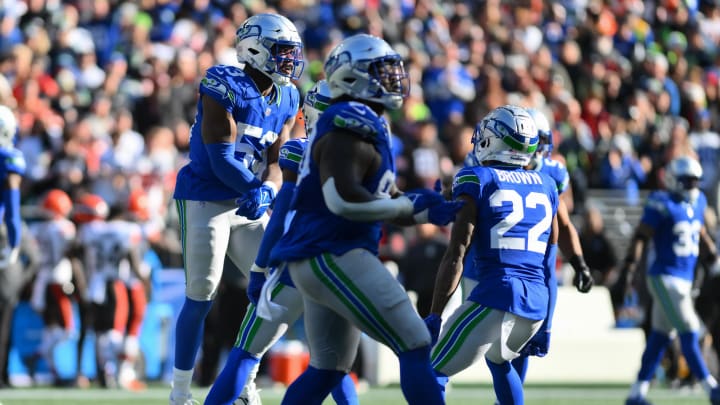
top-left (262, 181), bottom-right (278, 198)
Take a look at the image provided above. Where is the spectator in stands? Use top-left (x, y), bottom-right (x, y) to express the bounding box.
top-left (421, 42), bottom-right (476, 137)
top-left (579, 205), bottom-right (619, 287)
top-left (401, 119), bottom-right (454, 191)
top-left (599, 134), bottom-right (647, 204)
top-left (399, 223), bottom-right (448, 318)
top-left (690, 109), bottom-right (720, 216)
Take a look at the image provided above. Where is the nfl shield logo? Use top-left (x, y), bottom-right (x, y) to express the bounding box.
top-left (265, 108), bottom-right (271, 116)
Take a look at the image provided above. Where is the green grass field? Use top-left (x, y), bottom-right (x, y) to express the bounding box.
top-left (0, 384), bottom-right (710, 405)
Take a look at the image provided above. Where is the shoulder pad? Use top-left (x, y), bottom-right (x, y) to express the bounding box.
top-left (645, 191), bottom-right (668, 214)
top-left (0, 148), bottom-right (26, 175)
top-left (326, 102), bottom-right (382, 139)
top-left (201, 65), bottom-right (251, 106)
top-left (452, 166), bottom-right (482, 200)
top-left (279, 138), bottom-right (307, 172)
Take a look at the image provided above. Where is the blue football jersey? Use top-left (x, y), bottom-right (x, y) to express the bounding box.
top-left (278, 138), bottom-right (308, 174)
top-left (535, 157), bottom-right (570, 194)
top-left (455, 165), bottom-right (558, 320)
top-left (0, 147), bottom-right (25, 241)
top-left (0, 147), bottom-right (26, 179)
top-left (174, 65), bottom-right (300, 201)
top-left (270, 101), bottom-right (396, 262)
top-left (462, 155), bottom-right (568, 282)
top-left (642, 191), bottom-right (707, 281)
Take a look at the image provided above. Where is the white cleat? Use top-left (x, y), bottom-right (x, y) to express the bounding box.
top-left (234, 381), bottom-right (262, 405)
top-left (169, 391), bottom-right (200, 405)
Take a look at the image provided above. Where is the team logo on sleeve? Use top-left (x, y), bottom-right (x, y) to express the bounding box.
top-left (333, 113), bottom-right (374, 136)
top-left (453, 173), bottom-right (479, 189)
top-left (202, 77), bottom-right (235, 102)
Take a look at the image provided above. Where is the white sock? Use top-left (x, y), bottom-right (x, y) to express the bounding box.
top-left (242, 362), bottom-right (261, 396)
top-left (172, 367), bottom-right (194, 395)
top-left (702, 375), bottom-right (718, 395)
top-left (629, 380), bottom-right (650, 399)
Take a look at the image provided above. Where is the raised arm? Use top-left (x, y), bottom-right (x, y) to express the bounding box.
top-left (201, 95), bottom-right (262, 194)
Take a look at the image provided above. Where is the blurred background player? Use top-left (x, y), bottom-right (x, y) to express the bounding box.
top-left (169, 13), bottom-right (304, 405)
top-left (0, 105), bottom-right (24, 271)
top-left (623, 156), bottom-right (720, 405)
top-left (28, 189), bottom-right (77, 383)
top-left (0, 104), bottom-right (26, 388)
top-left (206, 81), bottom-right (357, 405)
top-left (116, 190), bottom-right (154, 391)
top-left (269, 34), bottom-right (461, 405)
top-left (426, 105), bottom-right (557, 405)
top-left (72, 193), bottom-right (147, 390)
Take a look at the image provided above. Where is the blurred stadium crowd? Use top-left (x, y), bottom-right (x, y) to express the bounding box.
top-left (1, 0), bottom-right (720, 390)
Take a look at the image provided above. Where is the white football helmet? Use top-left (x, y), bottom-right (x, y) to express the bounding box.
top-left (323, 34), bottom-right (409, 110)
top-left (664, 155), bottom-right (703, 203)
top-left (235, 13), bottom-right (304, 85)
top-left (526, 108), bottom-right (552, 168)
top-left (302, 80), bottom-right (332, 135)
top-left (471, 105), bottom-right (539, 167)
top-left (0, 105), bottom-right (17, 149)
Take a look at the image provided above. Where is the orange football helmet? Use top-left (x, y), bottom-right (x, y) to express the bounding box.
top-left (41, 189), bottom-right (73, 218)
top-left (72, 194), bottom-right (109, 224)
top-left (127, 189), bottom-right (149, 221)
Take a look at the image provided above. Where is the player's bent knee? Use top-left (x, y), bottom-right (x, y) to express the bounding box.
top-left (185, 279), bottom-right (218, 301)
top-left (485, 344), bottom-right (520, 364)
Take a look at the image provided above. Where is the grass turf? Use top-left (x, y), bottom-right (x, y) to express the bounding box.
top-left (0, 384), bottom-right (710, 405)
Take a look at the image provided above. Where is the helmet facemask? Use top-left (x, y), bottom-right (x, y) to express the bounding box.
top-left (665, 156), bottom-right (703, 204)
top-left (302, 80), bottom-right (332, 136)
top-left (324, 34), bottom-right (409, 110)
top-left (235, 14), bottom-right (305, 85)
top-left (367, 56), bottom-right (409, 108)
top-left (530, 129), bottom-right (553, 167)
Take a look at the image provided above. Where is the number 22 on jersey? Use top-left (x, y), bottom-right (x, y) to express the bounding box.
top-left (489, 189), bottom-right (552, 254)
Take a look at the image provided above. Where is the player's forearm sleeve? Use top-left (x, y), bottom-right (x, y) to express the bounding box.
top-left (254, 182), bottom-right (294, 268)
top-left (542, 243), bottom-right (558, 331)
top-left (4, 187), bottom-right (20, 248)
top-left (206, 142), bottom-right (262, 193)
top-left (322, 178), bottom-right (414, 221)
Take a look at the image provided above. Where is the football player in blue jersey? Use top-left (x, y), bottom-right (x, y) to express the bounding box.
top-left (623, 156), bottom-right (720, 405)
top-left (456, 109), bottom-right (593, 375)
top-left (0, 105), bottom-right (25, 270)
top-left (0, 104), bottom-right (25, 388)
top-left (205, 81), bottom-right (357, 405)
top-left (169, 13), bottom-right (304, 405)
top-left (268, 34), bottom-right (462, 405)
top-left (426, 105), bottom-right (559, 404)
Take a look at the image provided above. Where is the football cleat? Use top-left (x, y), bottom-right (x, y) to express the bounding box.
top-left (625, 396), bottom-right (653, 405)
